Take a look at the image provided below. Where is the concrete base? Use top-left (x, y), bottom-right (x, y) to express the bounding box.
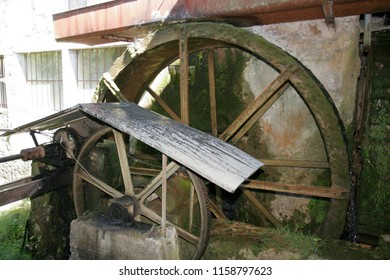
top-left (69, 216), bottom-right (180, 260)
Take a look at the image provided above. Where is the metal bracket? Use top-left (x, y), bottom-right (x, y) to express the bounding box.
top-left (30, 130), bottom-right (39, 146)
top-left (322, 0), bottom-right (335, 27)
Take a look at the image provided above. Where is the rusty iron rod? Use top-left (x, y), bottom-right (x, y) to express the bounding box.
top-left (0, 154), bottom-right (22, 163)
top-left (0, 146), bottom-right (46, 163)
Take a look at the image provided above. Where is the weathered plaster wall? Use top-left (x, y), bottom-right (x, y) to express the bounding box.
top-left (239, 17), bottom-right (361, 227)
top-left (248, 16), bottom-right (361, 126)
top-left (0, 0), bottom-right (69, 183)
top-left (0, 109), bottom-right (30, 184)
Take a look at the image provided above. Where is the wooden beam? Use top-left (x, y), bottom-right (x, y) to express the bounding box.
top-left (260, 159), bottom-right (329, 169)
top-left (114, 130), bottom-right (134, 196)
top-left (230, 82), bottom-right (290, 145)
top-left (242, 189), bottom-right (282, 228)
top-left (146, 86), bottom-right (180, 121)
top-left (220, 65), bottom-right (297, 142)
top-left (243, 180), bottom-right (349, 199)
top-left (130, 167), bottom-right (161, 177)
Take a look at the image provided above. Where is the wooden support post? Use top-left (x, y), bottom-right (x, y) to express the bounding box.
top-left (161, 154), bottom-right (168, 237)
top-left (113, 130), bottom-right (134, 196)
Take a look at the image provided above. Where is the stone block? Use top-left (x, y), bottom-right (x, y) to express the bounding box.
top-left (379, 234), bottom-right (390, 259)
top-left (69, 216), bottom-right (180, 260)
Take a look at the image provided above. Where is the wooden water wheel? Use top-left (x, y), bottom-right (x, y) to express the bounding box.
top-left (74, 22), bottom-right (350, 258)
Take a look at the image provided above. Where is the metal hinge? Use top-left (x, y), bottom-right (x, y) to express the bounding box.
top-left (322, 0), bottom-right (335, 27)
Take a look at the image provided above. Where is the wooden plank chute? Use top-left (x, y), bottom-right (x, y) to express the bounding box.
top-left (3, 102), bottom-right (263, 193)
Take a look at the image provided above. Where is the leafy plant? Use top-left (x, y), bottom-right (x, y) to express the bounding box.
top-left (0, 200), bottom-right (31, 259)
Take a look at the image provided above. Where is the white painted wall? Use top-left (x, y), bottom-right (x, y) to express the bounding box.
top-left (0, 0), bottom-right (122, 183)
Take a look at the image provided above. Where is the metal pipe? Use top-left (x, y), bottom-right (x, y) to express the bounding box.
top-left (363, 14), bottom-right (372, 52)
top-left (0, 146), bottom-right (45, 164)
top-left (0, 154), bottom-right (22, 163)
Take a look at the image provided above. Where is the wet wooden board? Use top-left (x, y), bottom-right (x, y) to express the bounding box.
top-left (3, 103), bottom-right (263, 193)
top-left (80, 103), bottom-right (262, 192)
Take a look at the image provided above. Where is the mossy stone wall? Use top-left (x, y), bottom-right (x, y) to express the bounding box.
top-left (358, 32), bottom-right (390, 240)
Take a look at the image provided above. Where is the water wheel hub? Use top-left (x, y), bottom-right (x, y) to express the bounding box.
top-left (108, 196), bottom-right (138, 223)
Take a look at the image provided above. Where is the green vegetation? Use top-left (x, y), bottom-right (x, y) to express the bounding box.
top-left (307, 171), bottom-right (331, 228)
top-left (358, 32), bottom-right (390, 233)
top-left (359, 104), bottom-right (390, 230)
top-left (203, 220), bottom-right (385, 259)
top-left (148, 48), bottom-right (249, 133)
top-left (0, 200), bottom-right (31, 259)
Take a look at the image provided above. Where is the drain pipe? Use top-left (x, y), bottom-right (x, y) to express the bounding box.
top-left (363, 13), bottom-right (372, 53)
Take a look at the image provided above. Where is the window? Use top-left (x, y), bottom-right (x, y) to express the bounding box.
top-left (0, 55), bottom-right (6, 108)
top-left (77, 47), bottom-right (126, 102)
top-left (26, 51), bottom-right (63, 111)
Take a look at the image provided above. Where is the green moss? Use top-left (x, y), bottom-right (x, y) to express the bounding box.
top-left (307, 171), bottom-right (331, 227)
top-left (148, 48), bottom-right (249, 133)
top-left (308, 199), bottom-right (329, 225)
top-left (360, 130), bottom-right (390, 230)
top-left (358, 32), bottom-right (390, 232)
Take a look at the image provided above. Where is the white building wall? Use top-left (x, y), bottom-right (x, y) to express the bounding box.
top-left (0, 0), bottom-right (121, 183)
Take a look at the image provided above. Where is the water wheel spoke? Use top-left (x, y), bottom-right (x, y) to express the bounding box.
top-left (208, 48), bottom-right (218, 137)
top-left (230, 82), bottom-right (290, 145)
top-left (260, 159), bottom-right (330, 169)
top-left (136, 161), bottom-right (180, 202)
top-left (220, 65), bottom-right (297, 142)
top-left (241, 189), bottom-right (282, 228)
top-left (209, 199), bottom-right (227, 219)
top-left (113, 129), bottom-right (134, 196)
top-left (77, 169), bottom-right (123, 198)
top-left (130, 167), bottom-right (161, 176)
top-left (179, 28), bottom-right (189, 125)
top-left (138, 205), bottom-right (200, 246)
top-left (243, 180), bottom-right (349, 199)
top-left (146, 86), bottom-right (181, 121)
